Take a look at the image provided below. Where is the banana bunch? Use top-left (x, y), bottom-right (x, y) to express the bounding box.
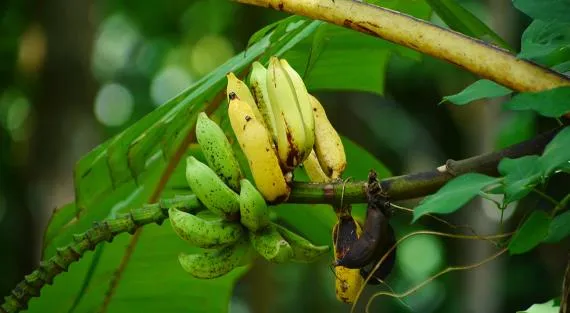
top-left (227, 56), bottom-right (346, 202)
top-left (170, 112), bottom-right (329, 279)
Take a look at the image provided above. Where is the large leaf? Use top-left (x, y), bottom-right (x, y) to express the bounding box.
top-left (539, 126), bottom-right (570, 176)
top-left (503, 87), bottom-right (570, 117)
top-left (33, 17), bottom-right (322, 313)
top-left (513, 0), bottom-right (570, 22)
top-left (498, 156), bottom-right (542, 204)
top-left (442, 79), bottom-right (512, 105)
top-left (508, 211), bottom-right (552, 255)
top-left (544, 210), bottom-right (570, 243)
top-left (424, 0), bottom-right (512, 50)
top-left (518, 20), bottom-right (570, 64)
top-left (412, 173), bottom-right (500, 222)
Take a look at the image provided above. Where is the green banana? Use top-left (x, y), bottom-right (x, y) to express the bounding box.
top-left (169, 208), bottom-right (245, 249)
top-left (280, 59), bottom-right (315, 160)
top-left (178, 238), bottom-right (249, 279)
top-left (250, 224), bottom-right (293, 263)
top-left (239, 178), bottom-right (270, 232)
top-left (267, 56), bottom-right (307, 170)
top-left (249, 61), bottom-right (278, 145)
top-left (185, 156), bottom-right (240, 220)
top-left (226, 72), bottom-right (264, 123)
top-left (195, 112), bottom-right (242, 192)
top-left (274, 223), bottom-right (329, 263)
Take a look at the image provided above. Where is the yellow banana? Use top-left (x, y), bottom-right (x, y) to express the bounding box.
top-left (195, 112), bottom-right (242, 192)
top-left (280, 59), bottom-right (315, 159)
top-left (267, 56), bottom-right (307, 170)
top-left (250, 224), bottom-right (293, 263)
top-left (310, 94), bottom-right (346, 179)
top-left (185, 156), bottom-right (240, 219)
top-left (178, 238), bottom-right (249, 279)
top-left (274, 223), bottom-right (329, 263)
top-left (226, 72), bottom-right (264, 123)
top-left (303, 149), bottom-right (331, 183)
top-left (332, 214), bottom-right (364, 304)
top-left (228, 96), bottom-right (290, 203)
top-left (169, 208), bottom-right (245, 249)
top-left (249, 61), bottom-right (278, 145)
top-left (239, 178), bottom-right (270, 232)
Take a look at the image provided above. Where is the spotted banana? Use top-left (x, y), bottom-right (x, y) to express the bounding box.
top-left (250, 224), bottom-right (293, 263)
top-left (226, 72), bottom-right (264, 123)
top-left (310, 94), bottom-right (346, 179)
top-left (239, 178), bottom-right (270, 232)
top-left (249, 61), bottom-right (278, 145)
top-left (274, 223), bottom-right (329, 263)
top-left (195, 112), bottom-right (242, 192)
top-left (332, 214), bottom-right (364, 304)
top-left (178, 238), bottom-right (249, 279)
top-left (228, 95), bottom-right (290, 203)
top-left (185, 156), bottom-right (240, 219)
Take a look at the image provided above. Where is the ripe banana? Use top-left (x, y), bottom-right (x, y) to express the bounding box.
top-left (239, 178), bottom-right (270, 232)
top-left (280, 59), bottom-right (315, 159)
top-left (274, 223), bottom-right (329, 263)
top-left (310, 94), bottom-right (346, 179)
top-left (228, 96), bottom-right (290, 203)
top-left (178, 238), bottom-right (249, 279)
top-left (303, 149), bottom-right (331, 183)
top-left (332, 214), bottom-right (364, 304)
top-left (250, 224), bottom-right (293, 263)
top-left (185, 156), bottom-right (240, 220)
top-left (249, 62), bottom-right (278, 144)
top-left (226, 72), bottom-right (264, 123)
top-left (267, 56), bottom-right (307, 170)
top-left (169, 208), bottom-right (245, 249)
top-left (195, 112), bottom-right (242, 192)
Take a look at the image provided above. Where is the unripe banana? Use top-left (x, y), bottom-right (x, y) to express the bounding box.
top-left (228, 96), bottom-right (290, 203)
top-left (310, 94), bottom-right (346, 179)
top-left (169, 208), bottom-right (245, 249)
top-left (332, 214), bottom-right (363, 304)
top-left (226, 72), bottom-right (264, 123)
top-left (249, 62), bottom-right (278, 144)
top-left (280, 59), bottom-right (315, 160)
top-left (267, 56), bottom-right (307, 170)
top-left (178, 238), bottom-right (249, 279)
top-left (274, 223), bottom-right (329, 263)
top-left (195, 112), bottom-right (242, 192)
top-left (239, 178), bottom-right (270, 232)
top-left (250, 224), bottom-right (293, 263)
top-left (303, 149), bottom-right (331, 183)
top-left (185, 156), bottom-right (240, 219)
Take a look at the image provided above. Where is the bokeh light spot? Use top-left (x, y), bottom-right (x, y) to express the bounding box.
top-left (150, 66), bottom-right (193, 106)
top-left (94, 83), bottom-right (134, 127)
top-left (190, 35), bottom-right (234, 76)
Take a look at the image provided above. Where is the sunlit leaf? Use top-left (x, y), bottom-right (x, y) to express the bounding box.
top-left (517, 299), bottom-right (559, 313)
top-left (539, 126), bottom-right (570, 175)
top-left (442, 79), bottom-right (512, 105)
top-left (498, 156), bottom-right (542, 203)
top-left (518, 20), bottom-right (570, 64)
top-left (503, 87), bottom-right (570, 117)
top-left (508, 211), bottom-right (551, 255)
top-left (513, 0), bottom-right (570, 22)
top-left (425, 0), bottom-right (512, 50)
top-left (412, 173), bottom-right (500, 222)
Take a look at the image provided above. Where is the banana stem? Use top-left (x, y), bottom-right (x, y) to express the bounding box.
top-left (0, 126), bottom-right (561, 312)
top-left (0, 196), bottom-right (200, 313)
top-left (233, 0), bottom-right (570, 93)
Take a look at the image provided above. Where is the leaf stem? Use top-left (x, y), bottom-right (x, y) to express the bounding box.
top-left (532, 188), bottom-right (561, 208)
top-left (234, 0), bottom-right (570, 93)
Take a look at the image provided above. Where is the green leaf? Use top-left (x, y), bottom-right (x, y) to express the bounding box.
top-left (553, 60), bottom-right (570, 74)
top-left (518, 20), bottom-right (570, 63)
top-left (513, 0), bottom-right (570, 22)
top-left (442, 79), bottom-right (512, 105)
top-left (508, 211), bottom-right (552, 254)
top-left (517, 299), bottom-right (560, 313)
top-left (495, 111), bottom-right (536, 150)
top-left (304, 23), bottom-right (329, 78)
top-left (424, 0), bottom-right (512, 50)
top-left (498, 156), bottom-right (542, 203)
top-left (539, 126), bottom-right (570, 175)
top-left (544, 211), bottom-right (570, 243)
top-left (413, 173), bottom-right (500, 222)
top-left (503, 87), bottom-right (570, 117)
